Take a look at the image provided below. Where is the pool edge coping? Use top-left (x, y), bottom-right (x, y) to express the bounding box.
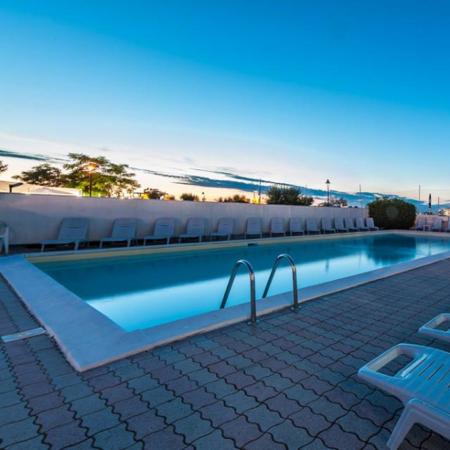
top-left (2, 230), bottom-right (450, 371)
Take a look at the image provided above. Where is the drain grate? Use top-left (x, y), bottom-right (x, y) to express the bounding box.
top-left (1, 327), bottom-right (46, 343)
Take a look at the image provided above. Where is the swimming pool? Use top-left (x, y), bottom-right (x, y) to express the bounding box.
top-left (35, 233), bottom-right (450, 332)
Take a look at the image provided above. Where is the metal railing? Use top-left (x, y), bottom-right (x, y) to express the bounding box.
top-left (262, 254), bottom-right (299, 310)
top-left (220, 259), bottom-right (257, 323)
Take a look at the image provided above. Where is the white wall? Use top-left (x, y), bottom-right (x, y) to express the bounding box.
top-left (0, 193), bottom-right (368, 245)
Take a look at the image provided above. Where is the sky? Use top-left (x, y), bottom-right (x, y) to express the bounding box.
top-left (1, 0), bottom-right (450, 201)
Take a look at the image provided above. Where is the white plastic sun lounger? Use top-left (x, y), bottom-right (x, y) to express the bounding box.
top-left (344, 217), bottom-right (358, 232)
top-left (270, 218), bottom-right (285, 237)
top-left (179, 218), bottom-right (206, 242)
top-left (321, 217), bottom-right (335, 233)
top-left (211, 218), bottom-right (234, 240)
top-left (100, 218), bottom-right (137, 248)
top-left (431, 217), bottom-right (443, 232)
top-left (415, 217), bottom-right (426, 231)
top-left (334, 217), bottom-right (347, 232)
top-left (356, 217), bottom-right (369, 231)
top-left (0, 222), bottom-right (10, 255)
top-left (305, 218), bottom-right (320, 235)
top-left (289, 218), bottom-right (304, 236)
top-left (143, 218), bottom-right (175, 245)
top-left (245, 217), bottom-right (263, 238)
top-left (41, 218), bottom-right (89, 252)
top-left (366, 217), bottom-right (379, 231)
top-left (358, 344), bottom-right (450, 450)
top-left (419, 313), bottom-right (450, 343)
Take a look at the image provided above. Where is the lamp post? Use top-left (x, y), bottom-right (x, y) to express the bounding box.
top-left (85, 162), bottom-right (98, 197)
top-left (325, 179), bottom-right (331, 206)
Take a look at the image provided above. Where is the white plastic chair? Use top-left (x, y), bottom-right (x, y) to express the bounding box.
top-left (356, 217), bottom-right (369, 231)
top-left (41, 218), bottom-right (89, 252)
top-left (270, 218), bottom-right (285, 237)
top-left (419, 313), bottom-right (450, 343)
top-left (415, 217), bottom-right (426, 231)
top-left (179, 218), bottom-right (206, 242)
top-left (366, 217), bottom-right (379, 231)
top-left (305, 218), bottom-right (320, 234)
top-left (321, 217), bottom-right (335, 233)
top-left (143, 218), bottom-right (175, 245)
top-left (358, 343), bottom-right (450, 449)
top-left (0, 222), bottom-right (10, 255)
top-left (245, 217), bottom-right (263, 238)
top-left (334, 217), bottom-right (347, 232)
top-left (100, 218), bottom-right (137, 248)
top-left (211, 218), bottom-right (234, 241)
top-left (344, 217), bottom-right (358, 232)
top-left (289, 218), bottom-right (304, 235)
top-left (431, 217), bottom-right (443, 232)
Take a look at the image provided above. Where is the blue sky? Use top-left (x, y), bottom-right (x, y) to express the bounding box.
top-left (1, 0), bottom-right (450, 200)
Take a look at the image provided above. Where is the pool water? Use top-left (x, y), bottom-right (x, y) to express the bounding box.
top-left (35, 234), bottom-right (450, 331)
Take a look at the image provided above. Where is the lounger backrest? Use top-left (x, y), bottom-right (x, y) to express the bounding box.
top-left (366, 217), bottom-right (375, 228)
top-left (58, 218), bottom-right (89, 241)
top-left (270, 218), bottom-right (285, 234)
top-left (185, 218), bottom-right (206, 236)
top-left (431, 217), bottom-right (442, 230)
top-left (153, 218), bottom-right (175, 237)
top-left (321, 217), bottom-right (333, 230)
top-left (356, 217), bottom-right (366, 228)
top-left (344, 217), bottom-right (355, 229)
top-left (306, 218), bottom-right (319, 232)
top-left (111, 218), bottom-right (137, 239)
top-left (334, 217), bottom-right (345, 229)
top-left (415, 217), bottom-right (425, 227)
top-left (0, 221), bottom-right (8, 236)
top-left (447, 221), bottom-right (450, 231)
top-left (216, 218), bottom-right (234, 235)
top-left (289, 217), bottom-right (304, 233)
top-left (246, 217), bottom-right (262, 235)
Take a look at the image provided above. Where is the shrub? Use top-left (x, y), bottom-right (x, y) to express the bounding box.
top-left (180, 192), bottom-right (199, 201)
top-left (368, 198), bottom-right (416, 229)
top-left (266, 186), bottom-right (313, 206)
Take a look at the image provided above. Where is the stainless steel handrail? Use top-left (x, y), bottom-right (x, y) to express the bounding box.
top-left (220, 259), bottom-right (257, 323)
top-left (262, 254), bottom-right (299, 310)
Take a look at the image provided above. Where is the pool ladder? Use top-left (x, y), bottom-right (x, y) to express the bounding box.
top-left (220, 254), bottom-right (299, 323)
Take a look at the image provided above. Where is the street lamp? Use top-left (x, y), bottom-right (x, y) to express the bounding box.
top-left (85, 162), bottom-right (98, 197)
top-left (325, 179), bottom-right (331, 206)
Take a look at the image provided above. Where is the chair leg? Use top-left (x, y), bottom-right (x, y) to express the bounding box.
top-left (41, 244), bottom-right (45, 252)
top-left (387, 406), bottom-right (416, 450)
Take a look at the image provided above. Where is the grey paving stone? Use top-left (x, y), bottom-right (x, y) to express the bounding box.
top-left (269, 420), bottom-right (314, 448)
top-left (125, 410), bottom-right (165, 439)
top-left (191, 430), bottom-right (237, 450)
top-left (93, 423), bottom-right (136, 450)
top-left (44, 421), bottom-right (88, 449)
top-left (71, 394), bottom-right (106, 417)
top-left (36, 405), bottom-right (75, 431)
top-left (199, 400), bottom-right (237, 427)
top-left (4, 435), bottom-right (49, 450)
top-left (244, 432), bottom-right (286, 450)
top-left (0, 416), bottom-right (39, 447)
top-left (81, 408), bottom-right (121, 436)
top-left (319, 423), bottom-right (365, 450)
top-left (221, 415), bottom-right (263, 447)
top-left (222, 391), bottom-right (259, 414)
top-left (0, 403), bottom-right (30, 426)
top-left (244, 404), bottom-right (284, 431)
top-left (290, 406), bottom-right (332, 437)
top-left (141, 425), bottom-right (185, 449)
top-left (156, 397), bottom-right (193, 423)
top-left (173, 411), bottom-right (213, 444)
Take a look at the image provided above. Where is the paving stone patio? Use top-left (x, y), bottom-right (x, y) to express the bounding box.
top-left (0, 259), bottom-right (449, 449)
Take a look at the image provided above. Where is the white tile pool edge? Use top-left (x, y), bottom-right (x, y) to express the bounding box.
top-left (1, 230), bottom-right (450, 372)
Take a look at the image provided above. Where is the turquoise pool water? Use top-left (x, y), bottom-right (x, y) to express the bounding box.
top-left (35, 234), bottom-right (450, 331)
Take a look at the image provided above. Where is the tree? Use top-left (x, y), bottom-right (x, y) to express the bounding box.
top-left (217, 194), bottom-right (249, 203)
top-left (266, 186), bottom-right (313, 206)
top-left (63, 153), bottom-right (140, 197)
top-left (0, 160), bottom-right (7, 174)
top-left (142, 188), bottom-right (167, 200)
top-left (319, 197), bottom-right (348, 207)
top-left (180, 193), bottom-right (199, 201)
top-left (13, 163), bottom-right (64, 186)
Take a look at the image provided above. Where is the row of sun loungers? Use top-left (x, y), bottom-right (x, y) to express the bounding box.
top-left (415, 216), bottom-right (450, 232)
top-left (40, 216), bottom-right (378, 251)
top-left (359, 313), bottom-right (450, 449)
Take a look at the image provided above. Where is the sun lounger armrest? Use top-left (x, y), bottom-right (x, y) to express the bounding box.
top-left (419, 313), bottom-right (450, 342)
top-left (358, 344), bottom-right (432, 388)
